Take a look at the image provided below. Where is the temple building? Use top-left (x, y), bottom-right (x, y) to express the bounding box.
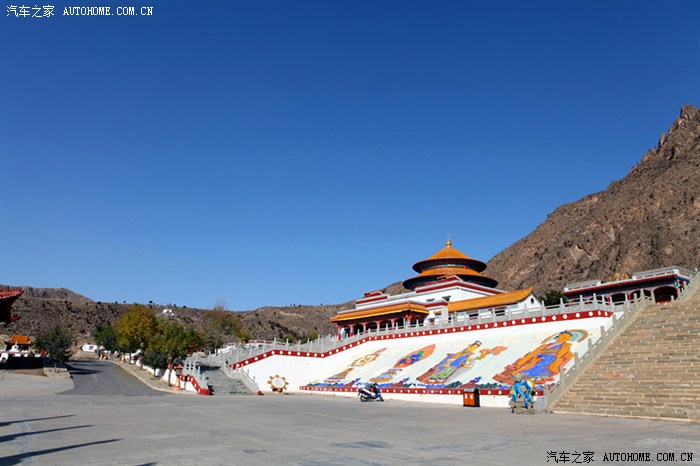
top-left (564, 266), bottom-right (693, 304)
top-left (0, 289), bottom-right (23, 325)
top-left (3, 334), bottom-right (32, 354)
top-left (331, 240), bottom-right (542, 338)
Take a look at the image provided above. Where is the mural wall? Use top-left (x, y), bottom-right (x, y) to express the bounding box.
top-left (232, 314), bottom-right (615, 406)
top-left (303, 323), bottom-right (599, 392)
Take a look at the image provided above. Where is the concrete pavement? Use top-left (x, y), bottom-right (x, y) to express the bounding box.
top-left (1, 361), bottom-right (698, 465)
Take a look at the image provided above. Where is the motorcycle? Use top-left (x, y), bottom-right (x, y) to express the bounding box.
top-left (358, 383), bottom-right (384, 402)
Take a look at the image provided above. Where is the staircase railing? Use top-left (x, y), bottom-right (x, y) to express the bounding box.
top-left (677, 269), bottom-right (700, 302)
top-left (182, 354), bottom-right (210, 391)
top-left (226, 364), bottom-right (260, 393)
top-left (539, 269), bottom-right (699, 412)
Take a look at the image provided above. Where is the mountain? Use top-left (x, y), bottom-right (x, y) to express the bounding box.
top-left (0, 285), bottom-right (343, 343)
top-left (486, 105), bottom-right (700, 294)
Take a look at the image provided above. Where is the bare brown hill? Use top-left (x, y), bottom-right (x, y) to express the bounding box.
top-left (0, 284), bottom-right (343, 342)
top-left (487, 105), bottom-right (700, 294)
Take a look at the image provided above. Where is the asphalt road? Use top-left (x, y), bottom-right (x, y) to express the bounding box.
top-left (1, 361), bottom-right (698, 465)
top-left (61, 360), bottom-right (164, 397)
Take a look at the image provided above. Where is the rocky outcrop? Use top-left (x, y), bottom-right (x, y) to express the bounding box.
top-left (487, 105), bottom-right (700, 294)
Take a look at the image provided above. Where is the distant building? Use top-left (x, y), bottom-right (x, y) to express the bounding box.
top-left (0, 289), bottom-right (23, 324)
top-left (563, 266), bottom-right (692, 304)
top-left (331, 240), bottom-right (542, 338)
top-left (3, 334), bottom-right (32, 354)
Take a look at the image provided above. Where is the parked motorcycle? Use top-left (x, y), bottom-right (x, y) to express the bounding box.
top-left (358, 383), bottom-right (384, 402)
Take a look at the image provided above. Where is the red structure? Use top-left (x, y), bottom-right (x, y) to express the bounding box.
top-left (0, 290), bottom-right (23, 325)
top-left (563, 267), bottom-right (692, 304)
top-left (331, 241), bottom-right (541, 338)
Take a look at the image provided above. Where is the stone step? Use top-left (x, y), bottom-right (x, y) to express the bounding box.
top-left (552, 291), bottom-right (700, 420)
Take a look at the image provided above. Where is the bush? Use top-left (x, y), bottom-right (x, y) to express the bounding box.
top-left (35, 325), bottom-right (73, 368)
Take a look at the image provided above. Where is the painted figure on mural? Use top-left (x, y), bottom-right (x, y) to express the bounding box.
top-left (417, 341), bottom-right (482, 385)
top-left (370, 344), bottom-right (436, 383)
top-left (494, 330), bottom-right (588, 385)
top-left (319, 348), bottom-right (387, 385)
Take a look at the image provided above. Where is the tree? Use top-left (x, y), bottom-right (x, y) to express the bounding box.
top-left (114, 304), bottom-right (157, 353)
top-left (201, 309), bottom-right (250, 352)
top-left (148, 320), bottom-right (203, 385)
top-left (540, 290), bottom-right (568, 307)
top-left (35, 324), bottom-right (73, 369)
top-left (93, 324), bottom-right (119, 353)
top-left (302, 332), bottom-right (319, 343)
top-left (141, 350), bottom-right (168, 379)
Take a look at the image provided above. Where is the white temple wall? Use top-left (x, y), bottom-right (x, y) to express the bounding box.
top-left (239, 314), bottom-right (614, 406)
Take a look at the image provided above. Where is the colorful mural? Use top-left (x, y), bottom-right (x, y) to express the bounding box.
top-left (417, 341), bottom-right (482, 385)
top-left (494, 330), bottom-right (588, 385)
top-left (301, 322), bottom-right (604, 393)
top-left (315, 348), bottom-right (387, 386)
top-left (370, 344), bottom-right (435, 383)
top-left (476, 346), bottom-right (507, 360)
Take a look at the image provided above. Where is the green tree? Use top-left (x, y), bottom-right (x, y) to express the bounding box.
top-left (148, 320), bottom-right (203, 385)
top-left (93, 324), bottom-right (119, 353)
top-left (302, 332), bottom-right (319, 343)
top-left (114, 304), bottom-right (157, 353)
top-left (141, 350), bottom-right (168, 379)
top-left (201, 308), bottom-right (250, 352)
top-left (35, 324), bottom-right (73, 369)
top-left (540, 290), bottom-right (568, 307)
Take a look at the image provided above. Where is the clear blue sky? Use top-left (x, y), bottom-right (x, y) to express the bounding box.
top-left (1, 1), bottom-right (699, 310)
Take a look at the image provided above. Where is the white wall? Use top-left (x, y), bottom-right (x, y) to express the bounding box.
top-left (237, 313), bottom-right (613, 406)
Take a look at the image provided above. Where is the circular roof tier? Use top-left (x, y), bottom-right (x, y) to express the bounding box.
top-left (402, 267), bottom-right (499, 290)
top-left (411, 239), bottom-right (488, 273)
top-left (402, 240), bottom-right (498, 290)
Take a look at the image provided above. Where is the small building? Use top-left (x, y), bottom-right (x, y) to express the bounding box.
top-left (563, 266), bottom-right (693, 304)
top-left (0, 289), bottom-right (23, 324)
top-left (331, 240), bottom-right (542, 337)
top-left (4, 334), bottom-right (32, 355)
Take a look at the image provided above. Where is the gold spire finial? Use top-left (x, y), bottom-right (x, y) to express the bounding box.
top-left (446, 238), bottom-right (452, 247)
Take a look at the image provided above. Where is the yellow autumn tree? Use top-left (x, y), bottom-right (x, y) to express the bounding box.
top-left (114, 304), bottom-right (158, 353)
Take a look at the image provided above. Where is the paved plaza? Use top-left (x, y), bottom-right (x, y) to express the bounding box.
top-left (1, 361), bottom-right (698, 465)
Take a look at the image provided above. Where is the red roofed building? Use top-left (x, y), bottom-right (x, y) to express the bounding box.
top-left (0, 289), bottom-right (23, 325)
top-left (4, 334), bottom-right (32, 353)
top-left (331, 240), bottom-right (541, 338)
top-left (563, 266), bottom-right (692, 304)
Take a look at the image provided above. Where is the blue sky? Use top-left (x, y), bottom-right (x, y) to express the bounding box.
top-left (1, 1), bottom-right (699, 310)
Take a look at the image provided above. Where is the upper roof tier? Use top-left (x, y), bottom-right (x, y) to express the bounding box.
top-left (402, 240), bottom-right (498, 290)
top-left (411, 239), bottom-right (487, 273)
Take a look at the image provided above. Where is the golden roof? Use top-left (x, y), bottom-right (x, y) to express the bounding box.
top-left (7, 334), bottom-right (31, 345)
top-left (411, 240), bottom-right (488, 273)
top-left (331, 302), bottom-right (429, 323)
top-left (447, 288), bottom-right (534, 313)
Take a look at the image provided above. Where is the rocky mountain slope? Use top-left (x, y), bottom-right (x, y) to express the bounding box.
top-left (487, 105), bottom-right (700, 294)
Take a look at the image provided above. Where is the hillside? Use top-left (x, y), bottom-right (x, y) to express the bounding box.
top-left (0, 284), bottom-right (342, 343)
top-left (487, 104), bottom-right (700, 294)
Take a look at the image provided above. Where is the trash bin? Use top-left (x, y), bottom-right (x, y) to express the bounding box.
top-left (463, 388), bottom-right (480, 408)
